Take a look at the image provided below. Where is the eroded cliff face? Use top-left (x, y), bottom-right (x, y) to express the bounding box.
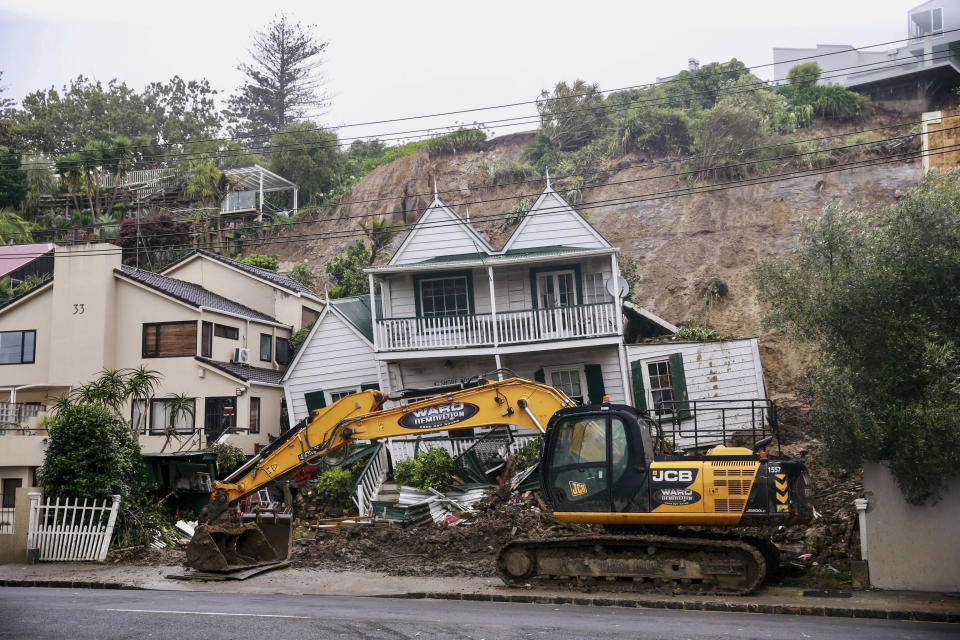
top-left (268, 134), bottom-right (921, 398)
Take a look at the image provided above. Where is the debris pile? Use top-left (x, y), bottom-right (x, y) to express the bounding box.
top-left (292, 488), bottom-right (586, 577)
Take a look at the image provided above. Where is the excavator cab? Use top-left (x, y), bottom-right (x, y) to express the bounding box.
top-left (540, 404), bottom-right (655, 515)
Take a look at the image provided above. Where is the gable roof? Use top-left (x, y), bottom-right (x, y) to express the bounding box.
top-left (194, 357), bottom-right (285, 386)
top-left (115, 266), bottom-right (283, 325)
top-left (330, 296), bottom-right (377, 344)
top-left (163, 250), bottom-right (322, 300)
top-left (389, 196), bottom-right (495, 265)
top-left (501, 185), bottom-right (611, 252)
top-left (0, 243), bottom-right (56, 278)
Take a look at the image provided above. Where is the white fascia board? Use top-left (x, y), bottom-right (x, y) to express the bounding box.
top-left (367, 247), bottom-right (618, 275)
top-left (328, 304), bottom-right (375, 347)
top-left (389, 197), bottom-right (494, 266)
top-left (198, 306), bottom-right (291, 330)
top-left (281, 305), bottom-right (330, 381)
top-left (501, 186), bottom-right (612, 253)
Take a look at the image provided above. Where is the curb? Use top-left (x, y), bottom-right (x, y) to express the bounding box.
top-left (3, 579), bottom-right (956, 623)
top-left (0, 579), bottom-right (143, 591)
top-left (381, 591), bottom-right (959, 623)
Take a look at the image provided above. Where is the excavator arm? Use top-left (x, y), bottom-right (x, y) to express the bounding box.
top-left (188, 377), bottom-right (575, 571)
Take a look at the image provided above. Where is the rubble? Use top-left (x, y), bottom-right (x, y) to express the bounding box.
top-left (291, 489), bottom-right (586, 577)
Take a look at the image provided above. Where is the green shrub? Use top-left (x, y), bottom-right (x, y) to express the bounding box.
top-left (240, 254), bottom-right (279, 272)
top-left (512, 438), bottom-right (542, 470)
top-left (290, 321), bottom-right (314, 356)
top-left (674, 322), bottom-right (721, 340)
top-left (311, 466), bottom-right (355, 514)
top-left (426, 128), bottom-right (487, 156)
top-left (393, 447), bottom-right (454, 491)
top-left (289, 264), bottom-right (313, 288)
top-left (209, 443), bottom-right (245, 476)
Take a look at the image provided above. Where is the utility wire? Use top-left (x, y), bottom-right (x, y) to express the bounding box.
top-left (10, 120), bottom-right (933, 244)
top-left (14, 138), bottom-right (946, 262)
top-left (15, 40), bottom-right (953, 169)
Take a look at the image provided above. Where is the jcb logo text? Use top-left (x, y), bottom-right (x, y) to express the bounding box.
top-left (652, 469), bottom-right (694, 483)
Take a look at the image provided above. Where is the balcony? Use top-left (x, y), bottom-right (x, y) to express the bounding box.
top-left (375, 302), bottom-right (619, 351)
top-left (0, 403), bottom-right (47, 430)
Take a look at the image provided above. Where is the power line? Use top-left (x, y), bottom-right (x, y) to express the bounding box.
top-left (11, 120), bottom-right (931, 245)
top-left (14, 35), bottom-right (953, 168)
top-left (15, 138), bottom-right (945, 262)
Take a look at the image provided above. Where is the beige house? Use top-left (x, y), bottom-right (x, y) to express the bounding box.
top-left (0, 243), bottom-right (323, 497)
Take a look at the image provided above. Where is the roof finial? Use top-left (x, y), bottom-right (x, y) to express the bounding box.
top-left (545, 168), bottom-right (551, 189)
top-left (433, 179), bottom-right (439, 200)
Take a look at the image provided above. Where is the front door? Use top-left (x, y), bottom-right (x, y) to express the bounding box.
top-left (205, 397), bottom-right (237, 443)
top-left (536, 270), bottom-right (577, 337)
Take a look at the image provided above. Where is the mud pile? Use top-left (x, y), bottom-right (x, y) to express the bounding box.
top-left (291, 493), bottom-right (586, 577)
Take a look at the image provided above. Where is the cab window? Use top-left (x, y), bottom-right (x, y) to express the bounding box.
top-left (551, 417), bottom-right (607, 466)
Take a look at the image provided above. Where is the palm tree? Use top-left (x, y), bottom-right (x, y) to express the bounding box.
top-left (159, 393), bottom-right (196, 453)
top-left (0, 209), bottom-right (32, 244)
top-left (185, 160), bottom-right (233, 251)
top-left (358, 215), bottom-right (398, 264)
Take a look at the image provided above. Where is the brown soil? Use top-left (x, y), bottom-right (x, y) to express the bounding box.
top-left (291, 493), bottom-right (586, 577)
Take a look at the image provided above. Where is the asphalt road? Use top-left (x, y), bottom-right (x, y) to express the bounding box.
top-left (0, 587), bottom-right (954, 640)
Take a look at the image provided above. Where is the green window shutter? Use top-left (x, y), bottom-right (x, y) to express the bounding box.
top-left (668, 353), bottom-right (691, 419)
top-left (534, 368), bottom-right (545, 383)
top-left (630, 360), bottom-right (647, 411)
top-left (584, 364), bottom-right (606, 405)
top-left (304, 390), bottom-right (326, 415)
top-left (360, 383), bottom-right (380, 391)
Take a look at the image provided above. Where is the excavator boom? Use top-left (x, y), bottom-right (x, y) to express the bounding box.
top-left (188, 378), bottom-right (575, 571)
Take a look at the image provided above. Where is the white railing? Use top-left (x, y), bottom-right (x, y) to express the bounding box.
top-left (0, 507), bottom-right (14, 534)
top-left (376, 302), bottom-right (618, 351)
top-left (0, 403), bottom-right (46, 428)
top-left (386, 432), bottom-right (540, 465)
top-left (27, 494), bottom-right (121, 562)
top-left (351, 443), bottom-right (389, 517)
top-left (101, 168), bottom-right (175, 188)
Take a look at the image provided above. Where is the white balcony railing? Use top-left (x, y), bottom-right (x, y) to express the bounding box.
top-left (376, 302), bottom-right (618, 351)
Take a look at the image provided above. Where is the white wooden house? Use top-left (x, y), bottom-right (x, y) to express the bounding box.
top-left (282, 296), bottom-right (379, 424)
top-left (365, 183), bottom-right (632, 405)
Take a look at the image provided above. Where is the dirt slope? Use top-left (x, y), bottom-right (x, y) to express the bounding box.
top-left (264, 131), bottom-right (920, 402)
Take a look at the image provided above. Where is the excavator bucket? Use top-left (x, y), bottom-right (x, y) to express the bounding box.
top-left (186, 510), bottom-right (293, 572)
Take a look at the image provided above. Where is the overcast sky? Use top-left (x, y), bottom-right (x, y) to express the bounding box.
top-left (0, 0), bottom-right (914, 142)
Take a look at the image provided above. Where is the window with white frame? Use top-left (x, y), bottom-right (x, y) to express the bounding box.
top-left (327, 386), bottom-right (361, 405)
top-left (583, 272), bottom-right (608, 304)
top-left (419, 276), bottom-right (470, 317)
top-left (646, 360), bottom-right (675, 413)
top-left (911, 7), bottom-right (944, 40)
top-left (545, 366), bottom-right (586, 404)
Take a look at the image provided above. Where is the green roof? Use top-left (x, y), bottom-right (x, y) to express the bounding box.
top-left (420, 245), bottom-right (586, 264)
top-left (330, 295), bottom-right (379, 343)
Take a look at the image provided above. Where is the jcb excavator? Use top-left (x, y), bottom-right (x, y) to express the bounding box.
top-left (187, 375), bottom-right (811, 594)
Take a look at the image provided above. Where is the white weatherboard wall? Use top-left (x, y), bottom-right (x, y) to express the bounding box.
top-left (626, 339), bottom-right (767, 445)
top-left (391, 203), bottom-right (490, 265)
top-left (862, 462), bottom-right (960, 591)
top-left (504, 190), bottom-right (609, 251)
top-left (284, 309), bottom-right (378, 423)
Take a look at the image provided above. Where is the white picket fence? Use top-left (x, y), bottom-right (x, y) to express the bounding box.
top-left (27, 494), bottom-right (121, 562)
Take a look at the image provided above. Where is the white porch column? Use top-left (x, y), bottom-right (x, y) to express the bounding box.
top-left (487, 266), bottom-right (499, 347)
top-left (611, 252), bottom-right (625, 335)
top-left (618, 343), bottom-right (632, 406)
top-left (9, 387), bottom-right (15, 404)
top-left (369, 273), bottom-right (378, 352)
top-left (259, 167), bottom-right (264, 213)
top-left (293, 187), bottom-right (298, 214)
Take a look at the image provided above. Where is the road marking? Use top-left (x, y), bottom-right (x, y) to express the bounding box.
top-left (100, 608), bottom-right (311, 619)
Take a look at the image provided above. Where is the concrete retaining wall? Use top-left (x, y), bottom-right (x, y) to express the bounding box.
top-left (862, 462), bottom-right (960, 591)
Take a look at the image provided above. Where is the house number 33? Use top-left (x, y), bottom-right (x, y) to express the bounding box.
top-left (73, 304), bottom-right (85, 315)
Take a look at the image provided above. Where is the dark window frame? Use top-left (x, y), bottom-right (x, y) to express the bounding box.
top-left (201, 321), bottom-right (213, 358)
top-left (147, 397), bottom-right (196, 436)
top-left (413, 270), bottom-right (475, 317)
top-left (2, 478), bottom-right (22, 508)
top-left (214, 324), bottom-right (239, 340)
top-left (249, 396), bottom-right (261, 434)
top-left (259, 333), bottom-right (272, 362)
top-left (141, 321), bottom-right (198, 358)
top-left (0, 329), bottom-right (36, 365)
top-left (275, 337), bottom-right (290, 365)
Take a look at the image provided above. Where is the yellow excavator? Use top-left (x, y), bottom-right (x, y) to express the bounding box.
top-left (187, 375), bottom-right (812, 594)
